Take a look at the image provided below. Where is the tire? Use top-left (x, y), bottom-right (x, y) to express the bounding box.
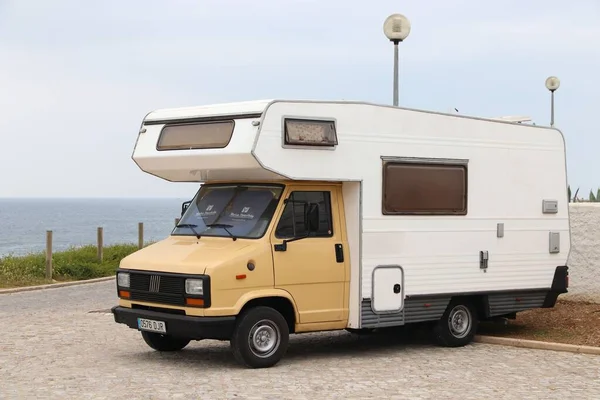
top-left (432, 299), bottom-right (478, 347)
top-left (230, 306), bottom-right (289, 369)
top-left (141, 331), bottom-right (190, 351)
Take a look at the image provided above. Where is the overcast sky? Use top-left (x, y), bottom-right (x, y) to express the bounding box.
top-left (1, 0), bottom-right (598, 198)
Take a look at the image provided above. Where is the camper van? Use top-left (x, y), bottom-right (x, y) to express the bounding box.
top-left (111, 99), bottom-right (570, 368)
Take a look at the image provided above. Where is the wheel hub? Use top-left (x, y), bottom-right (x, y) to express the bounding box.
top-left (448, 305), bottom-right (471, 339)
top-left (248, 319), bottom-right (280, 358)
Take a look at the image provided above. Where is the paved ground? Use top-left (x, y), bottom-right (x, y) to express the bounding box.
top-left (1, 281), bottom-right (600, 400)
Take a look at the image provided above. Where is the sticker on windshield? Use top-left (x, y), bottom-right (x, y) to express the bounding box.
top-left (230, 206), bottom-right (254, 220)
top-left (199, 204), bottom-right (217, 217)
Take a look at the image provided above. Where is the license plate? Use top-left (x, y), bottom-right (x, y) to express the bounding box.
top-left (137, 318), bottom-right (166, 334)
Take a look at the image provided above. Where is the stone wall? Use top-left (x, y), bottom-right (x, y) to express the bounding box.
top-left (565, 203), bottom-right (600, 303)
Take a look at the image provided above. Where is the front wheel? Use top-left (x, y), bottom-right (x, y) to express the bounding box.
top-left (141, 331), bottom-right (190, 351)
top-left (230, 306), bottom-right (289, 368)
top-left (432, 299), bottom-right (478, 347)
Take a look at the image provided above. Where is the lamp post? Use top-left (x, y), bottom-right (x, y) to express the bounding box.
top-left (545, 76), bottom-right (560, 127)
top-left (383, 13), bottom-right (411, 106)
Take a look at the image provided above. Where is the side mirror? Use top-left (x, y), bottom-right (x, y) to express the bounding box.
top-left (304, 203), bottom-right (320, 233)
top-left (181, 200), bottom-right (192, 217)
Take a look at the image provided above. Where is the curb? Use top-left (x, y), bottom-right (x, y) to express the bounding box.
top-left (474, 334), bottom-right (600, 356)
top-left (0, 276), bottom-right (115, 295)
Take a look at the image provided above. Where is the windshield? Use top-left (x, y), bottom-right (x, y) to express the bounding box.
top-left (172, 183), bottom-right (284, 239)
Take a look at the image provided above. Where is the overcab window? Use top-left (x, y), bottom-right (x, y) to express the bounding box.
top-left (382, 160), bottom-right (468, 215)
top-left (157, 120), bottom-right (234, 151)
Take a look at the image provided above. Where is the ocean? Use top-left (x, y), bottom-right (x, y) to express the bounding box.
top-left (0, 198), bottom-right (188, 257)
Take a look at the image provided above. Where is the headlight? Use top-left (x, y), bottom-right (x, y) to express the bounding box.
top-left (117, 272), bottom-right (130, 288)
top-left (185, 279), bottom-right (204, 295)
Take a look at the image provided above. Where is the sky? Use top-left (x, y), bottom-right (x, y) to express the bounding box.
top-left (1, 0), bottom-right (598, 198)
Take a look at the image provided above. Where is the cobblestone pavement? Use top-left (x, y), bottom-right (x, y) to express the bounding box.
top-left (1, 281), bottom-right (600, 400)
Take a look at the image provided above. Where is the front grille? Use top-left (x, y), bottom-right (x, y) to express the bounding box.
top-left (129, 272), bottom-right (186, 306)
top-left (130, 273), bottom-right (185, 294)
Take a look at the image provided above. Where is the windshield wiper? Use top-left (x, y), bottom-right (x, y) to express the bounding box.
top-left (175, 223), bottom-right (202, 239)
top-left (205, 223), bottom-right (237, 241)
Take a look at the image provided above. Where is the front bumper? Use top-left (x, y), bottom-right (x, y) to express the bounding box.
top-left (111, 306), bottom-right (235, 340)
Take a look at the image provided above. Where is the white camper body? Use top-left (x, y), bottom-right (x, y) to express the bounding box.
top-left (133, 99), bottom-right (570, 331)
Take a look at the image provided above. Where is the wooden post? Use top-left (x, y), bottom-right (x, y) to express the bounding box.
top-left (175, 217), bottom-right (180, 226)
top-left (138, 222), bottom-right (144, 249)
top-left (45, 230), bottom-right (53, 280)
top-left (97, 227), bottom-right (103, 262)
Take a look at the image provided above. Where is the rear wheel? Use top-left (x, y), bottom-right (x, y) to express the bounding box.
top-left (141, 331), bottom-right (190, 351)
top-left (230, 306), bottom-right (289, 368)
top-left (432, 299), bottom-right (478, 347)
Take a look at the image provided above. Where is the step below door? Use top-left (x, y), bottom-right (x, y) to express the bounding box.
top-left (372, 265), bottom-right (405, 313)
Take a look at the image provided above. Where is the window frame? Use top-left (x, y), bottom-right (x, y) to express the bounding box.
top-left (280, 116), bottom-right (338, 150)
top-left (274, 190), bottom-right (334, 239)
top-left (381, 157), bottom-right (468, 216)
top-left (156, 119), bottom-right (235, 151)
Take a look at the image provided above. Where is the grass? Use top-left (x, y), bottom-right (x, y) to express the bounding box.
top-left (0, 243), bottom-right (140, 289)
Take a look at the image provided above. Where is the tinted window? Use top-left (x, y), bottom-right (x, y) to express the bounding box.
top-left (275, 191), bottom-right (333, 238)
top-left (157, 121), bottom-right (234, 150)
top-left (173, 184), bottom-right (284, 238)
top-left (382, 161), bottom-right (467, 215)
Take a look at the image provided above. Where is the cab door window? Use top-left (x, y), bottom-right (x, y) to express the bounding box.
top-left (275, 191), bottom-right (333, 238)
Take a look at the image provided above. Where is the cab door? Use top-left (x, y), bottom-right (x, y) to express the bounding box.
top-left (270, 185), bottom-right (348, 324)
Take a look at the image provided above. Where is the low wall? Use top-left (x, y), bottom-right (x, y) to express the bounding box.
top-left (565, 203), bottom-right (600, 303)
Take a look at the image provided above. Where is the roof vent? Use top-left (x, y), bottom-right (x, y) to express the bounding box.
top-left (489, 115), bottom-right (533, 124)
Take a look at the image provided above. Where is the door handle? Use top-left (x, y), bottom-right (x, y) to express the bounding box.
top-left (334, 243), bottom-right (344, 263)
top-left (393, 284), bottom-right (401, 294)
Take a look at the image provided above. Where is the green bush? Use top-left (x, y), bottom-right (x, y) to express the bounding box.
top-left (568, 185), bottom-right (600, 202)
top-left (0, 243), bottom-right (141, 288)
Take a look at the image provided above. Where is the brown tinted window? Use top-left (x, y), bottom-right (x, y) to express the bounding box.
top-left (382, 161), bottom-right (467, 215)
top-left (157, 120), bottom-right (234, 151)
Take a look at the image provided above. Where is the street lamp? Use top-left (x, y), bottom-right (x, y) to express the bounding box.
top-left (383, 13), bottom-right (411, 106)
top-left (545, 76), bottom-right (560, 127)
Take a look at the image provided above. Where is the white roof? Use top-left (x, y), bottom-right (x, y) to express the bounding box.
top-left (144, 99), bottom-right (274, 123)
top-left (144, 98), bottom-right (537, 126)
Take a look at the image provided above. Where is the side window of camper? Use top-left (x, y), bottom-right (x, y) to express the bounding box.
top-left (382, 161), bottom-right (468, 215)
top-left (275, 191), bottom-right (333, 238)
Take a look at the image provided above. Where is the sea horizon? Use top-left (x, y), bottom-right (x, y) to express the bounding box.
top-left (0, 197), bottom-right (190, 257)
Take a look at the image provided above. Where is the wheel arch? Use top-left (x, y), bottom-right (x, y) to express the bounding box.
top-left (237, 292), bottom-right (298, 334)
top-left (448, 294), bottom-right (489, 320)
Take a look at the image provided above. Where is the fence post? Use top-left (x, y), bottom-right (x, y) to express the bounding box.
top-left (175, 217), bottom-right (180, 226)
top-left (138, 222), bottom-right (144, 249)
top-left (45, 230), bottom-right (53, 280)
top-left (97, 227), bottom-right (103, 262)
